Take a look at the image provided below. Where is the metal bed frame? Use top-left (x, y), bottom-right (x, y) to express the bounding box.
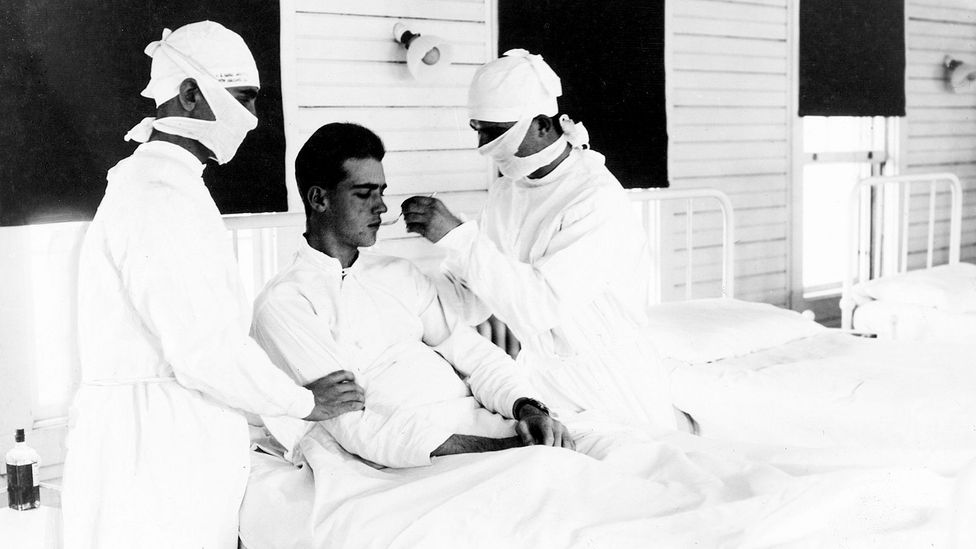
top-left (839, 172), bottom-right (963, 330)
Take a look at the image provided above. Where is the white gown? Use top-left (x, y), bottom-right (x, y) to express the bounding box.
top-left (251, 242), bottom-right (543, 468)
top-left (61, 142), bottom-right (313, 549)
top-left (437, 148), bottom-right (675, 429)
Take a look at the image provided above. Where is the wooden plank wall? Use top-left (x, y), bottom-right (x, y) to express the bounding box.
top-left (665, 0), bottom-right (791, 304)
top-left (904, 0), bottom-right (976, 266)
top-left (280, 0), bottom-right (496, 272)
top-left (666, 0), bottom-right (976, 305)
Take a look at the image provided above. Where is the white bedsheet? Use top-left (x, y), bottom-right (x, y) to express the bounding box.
top-left (239, 422), bottom-right (972, 549)
top-left (667, 331), bottom-right (976, 450)
top-left (851, 263), bottom-right (976, 342)
top-left (854, 263), bottom-right (976, 313)
top-left (853, 299), bottom-right (976, 342)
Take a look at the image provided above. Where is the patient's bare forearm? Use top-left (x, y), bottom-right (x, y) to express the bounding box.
top-left (430, 435), bottom-right (522, 457)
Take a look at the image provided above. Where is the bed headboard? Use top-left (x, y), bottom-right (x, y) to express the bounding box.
top-left (224, 188), bottom-right (738, 304)
top-left (627, 187), bottom-right (735, 302)
top-left (840, 172), bottom-right (963, 330)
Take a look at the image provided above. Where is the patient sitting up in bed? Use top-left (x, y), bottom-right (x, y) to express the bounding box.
top-left (251, 122), bottom-right (575, 468)
top-left (240, 123), bottom-right (965, 549)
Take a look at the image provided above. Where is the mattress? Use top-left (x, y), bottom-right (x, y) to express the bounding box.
top-left (666, 331), bottom-right (976, 450)
top-left (853, 299), bottom-right (976, 342)
top-left (851, 263), bottom-right (976, 342)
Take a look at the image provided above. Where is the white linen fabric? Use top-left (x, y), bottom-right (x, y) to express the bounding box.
top-left (852, 299), bottom-right (976, 342)
top-left (436, 148), bottom-right (675, 430)
top-left (477, 115), bottom-right (570, 180)
top-left (251, 241), bottom-right (544, 468)
top-left (666, 331), bottom-right (976, 450)
top-left (127, 23), bottom-right (259, 165)
top-left (467, 48), bottom-right (560, 122)
top-left (60, 141), bottom-right (313, 549)
top-left (645, 298), bottom-right (827, 363)
top-left (240, 427), bottom-right (967, 549)
top-left (854, 262), bottom-right (976, 313)
top-left (243, 245), bottom-right (970, 548)
top-left (141, 21), bottom-right (259, 106)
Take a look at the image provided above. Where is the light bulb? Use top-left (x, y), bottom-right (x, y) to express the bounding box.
top-left (422, 47), bottom-right (441, 66)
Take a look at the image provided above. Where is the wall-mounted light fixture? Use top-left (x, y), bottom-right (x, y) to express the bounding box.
top-left (944, 55), bottom-right (976, 92)
top-left (393, 22), bottom-right (453, 80)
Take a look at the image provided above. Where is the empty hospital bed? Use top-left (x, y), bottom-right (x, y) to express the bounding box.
top-left (639, 187), bottom-right (976, 451)
top-left (840, 172), bottom-right (976, 342)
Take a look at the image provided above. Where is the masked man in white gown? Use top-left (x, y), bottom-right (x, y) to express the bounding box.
top-left (61, 22), bottom-right (365, 549)
top-left (401, 50), bottom-right (675, 430)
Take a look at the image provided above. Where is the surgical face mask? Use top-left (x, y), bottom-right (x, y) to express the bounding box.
top-left (477, 117), bottom-right (568, 180)
top-left (152, 78), bottom-right (257, 165)
top-left (125, 41), bottom-right (258, 165)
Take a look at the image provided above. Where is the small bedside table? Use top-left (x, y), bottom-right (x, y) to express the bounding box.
top-left (0, 486), bottom-right (62, 549)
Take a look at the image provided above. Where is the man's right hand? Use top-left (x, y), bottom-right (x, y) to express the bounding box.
top-left (302, 370), bottom-right (366, 421)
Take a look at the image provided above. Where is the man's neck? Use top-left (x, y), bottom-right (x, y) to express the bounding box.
top-left (527, 143), bottom-right (572, 180)
top-left (305, 230), bottom-right (359, 269)
top-left (148, 131), bottom-right (211, 164)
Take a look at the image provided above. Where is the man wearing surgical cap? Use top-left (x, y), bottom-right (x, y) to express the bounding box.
top-left (402, 49), bottom-right (677, 433)
top-left (60, 21), bottom-right (365, 549)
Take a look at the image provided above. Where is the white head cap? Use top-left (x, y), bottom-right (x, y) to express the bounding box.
top-left (467, 49), bottom-right (562, 122)
top-left (141, 21), bottom-right (259, 107)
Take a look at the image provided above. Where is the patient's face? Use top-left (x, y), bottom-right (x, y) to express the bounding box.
top-left (326, 157), bottom-right (388, 248)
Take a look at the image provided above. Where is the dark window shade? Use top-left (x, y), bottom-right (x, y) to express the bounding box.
top-left (799, 0), bottom-right (906, 117)
top-left (498, 0), bottom-right (668, 188)
top-left (0, 0), bottom-right (285, 227)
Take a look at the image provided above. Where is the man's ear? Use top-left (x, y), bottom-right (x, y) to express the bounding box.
top-left (533, 115), bottom-right (556, 137)
top-left (177, 78), bottom-right (201, 112)
top-left (307, 186), bottom-right (330, 213)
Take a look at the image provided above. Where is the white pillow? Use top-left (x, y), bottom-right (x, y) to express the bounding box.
top-left (857, 263), bottom-right (976, 313)
top-left (645, 298), bottom-right (826, 363)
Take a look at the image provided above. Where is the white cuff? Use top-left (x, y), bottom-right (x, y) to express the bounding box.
top-left (435, 220), bottom-right (479, 254)
top-left (288, 388), bottom-right (316, 419)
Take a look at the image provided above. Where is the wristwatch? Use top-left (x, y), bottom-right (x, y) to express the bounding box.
top-left (513, 397), bottom-right (551, 420)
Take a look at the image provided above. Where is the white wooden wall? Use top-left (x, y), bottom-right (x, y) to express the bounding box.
top-left (904, 0), bottom-right (976, 266)
top-left (665, 0), bottom-right (791, 305)
top-left (665, 0), bottom-right (976, 306)
top-left (280, 0), bottom-right (497, 272)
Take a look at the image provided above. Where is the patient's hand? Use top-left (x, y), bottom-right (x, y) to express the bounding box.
top-left (303, 370), bottom-right (366, 421)
top-left (401, 196), bottom-right (462, 243)
top-left (516, 409), bottom-right (575, 451)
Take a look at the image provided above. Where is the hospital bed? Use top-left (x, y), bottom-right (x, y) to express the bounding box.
top-left (839, 172), bottom-right (976, 342)
top-left (633, 187), bottom-right (976, 451)
top-left (226, 188), bottom-right (976, 451)
top-left (226, 190), bottom-right (975, 548)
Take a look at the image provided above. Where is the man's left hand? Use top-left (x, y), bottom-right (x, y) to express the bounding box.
top-left (401, 196), bottom-right (462, 243)
top-left (516, 408), bottom-right (575, 450)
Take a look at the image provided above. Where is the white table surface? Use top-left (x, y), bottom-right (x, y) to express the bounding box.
top-left (0, 487), bottom-right (62, 549)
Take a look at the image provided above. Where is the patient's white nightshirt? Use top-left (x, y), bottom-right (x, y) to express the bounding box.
top-left (61, 141), bottom-right (314, 549)
top-left (251, 240), bottom-right (542, 468)
top-left (437, 148), bottom-right (675, 429)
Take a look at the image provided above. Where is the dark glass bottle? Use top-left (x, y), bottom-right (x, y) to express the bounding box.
top-left (6, 429), bottom-right (41, 510)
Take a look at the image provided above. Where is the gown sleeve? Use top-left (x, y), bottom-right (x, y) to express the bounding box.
top-left (437, 186), bottom-right (635, 337)
top-left (251, 285), bottom-right (453, 468)
top-left (120, 188), bottom-right (313, 419)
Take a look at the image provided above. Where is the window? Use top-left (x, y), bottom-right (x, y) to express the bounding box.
top-left (800, 116), bottom-right (896, 297)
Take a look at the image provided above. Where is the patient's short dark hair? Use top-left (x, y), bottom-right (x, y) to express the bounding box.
top-left (295, 123), bottom-right (385, 211)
